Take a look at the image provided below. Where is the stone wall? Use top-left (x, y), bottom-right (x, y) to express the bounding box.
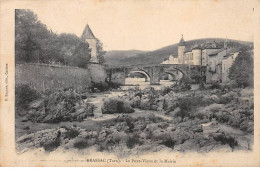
top-left (16, 64), bottom-right (92, 92)
top-left (88, 64), bottom-right (107, 84)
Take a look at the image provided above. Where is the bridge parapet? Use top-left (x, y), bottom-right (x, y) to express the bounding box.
top-left (106, 64), bottom-right (206, 85)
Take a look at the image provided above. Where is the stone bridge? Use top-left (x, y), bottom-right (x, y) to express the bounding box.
top-left (106, 64), bottom-right (206, 85)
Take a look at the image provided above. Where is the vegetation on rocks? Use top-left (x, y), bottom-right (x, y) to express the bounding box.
top-left (15, 84), bottom-right (41, 110)
top-left (116, 85), bottom-right (254, 134)
top-left (25, 90), bottom-right (95, 123)
top-left (16, 113), bottom-right (246, 155)
top-left (102, 97), bottom-right (135, 114)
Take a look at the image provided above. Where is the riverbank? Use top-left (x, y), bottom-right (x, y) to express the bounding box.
top-left (15, 83), bottom-right (254, 156)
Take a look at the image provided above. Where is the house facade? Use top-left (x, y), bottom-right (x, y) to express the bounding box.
top-left (161, 35), bottom-right (242, 84)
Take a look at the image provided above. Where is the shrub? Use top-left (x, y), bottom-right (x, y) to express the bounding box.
top-left (91, 81), bottom-right (109, 92)
top-left (161, 139), bottom-right (175, 149)
top-left (209, 83), bottom-right (221, 90)
top-left (102, 98), bottom-right (134, 114)
top-left (228, 117), bottom-right (240, 128)
top-left (42, 139), bottom-right (60, 152)
top-left (74, 138), bottom-right (89, 149)
top-left (176, 96), bottom-right (203, 119)
top-left (194, 112), bottom-right (207, 120)
top-left (180, 84), bottom-right (191, 91)
top-left (15, 84), bottom-right (41, 109)
top-left (240, 121), bottom-right (254, 134)
top-left (108, 82), bottom-right (121, 89)
top-left (198, 83), bottom-right (206, 90)
top-left (126, 134), bottom-right (141, 149)
top-left (213, 133), bottom-right (238, 149)
top-left (160, 86), bottom-right (172, 96)
top-left (64, 127), bottom-right (80, 139)
top-left (219, 96), bottom-right (232, 104)
top-left (213, 112), bottom-right (230, 123)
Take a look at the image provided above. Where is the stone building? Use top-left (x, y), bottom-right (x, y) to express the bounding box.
top-left (161, 35), bottom-right (243, 83)
top-left (206, 48), bottom-right (228, 83)
top-left (81, 24), bottom-right (99, 63)
top-left (162, 35), bottom-right (224, 66)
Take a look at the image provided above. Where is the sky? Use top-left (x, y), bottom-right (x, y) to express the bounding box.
top-left (29, 0), bottom-right (256, 51)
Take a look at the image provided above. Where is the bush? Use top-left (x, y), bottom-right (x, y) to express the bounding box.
top-left (74, 138), bottom-right (89, 149)
top-left (42, 139), bottom-right (60, 152)
top-left (240, 121), bottom-right (254, 133)
top-left (198, 83), bottom-right (206, 90)
top-left (126, 134), bottom-right (141, 149)
top-left (209, 83), bottom-right (221, 90)
top-left (15, 84), bottom-right (41, 109)
top-left (180, 84), bottom-right (191, 91)
top-left (160, 86), bottom-right (172, 96)
top-left (64, 128), bottom-right (80, 139)
top-left (108, 82), bottom-right (121, 89)
top-left (213, 133), bottom-right (238, 149)
top-left (102, 98), bottom-right (134, 114)
top-left (213, 112), bottom-right (230, 123)
top-left (161, 139), bottom-right (175, 149)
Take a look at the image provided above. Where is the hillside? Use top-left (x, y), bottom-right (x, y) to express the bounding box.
top-left (104, 50), bottom-right (147, 66)
top-left (104, 38), bottom-right (253, 67)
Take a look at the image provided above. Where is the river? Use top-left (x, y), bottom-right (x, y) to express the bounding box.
top-left (15, 78), bottom-right (253, 150)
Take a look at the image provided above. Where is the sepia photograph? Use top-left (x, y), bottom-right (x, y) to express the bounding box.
top-left (0, 0), bottom-right (260, 167)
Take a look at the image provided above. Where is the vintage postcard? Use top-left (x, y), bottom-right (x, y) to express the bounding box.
top-left (0, 0), bottom-right (260, 167)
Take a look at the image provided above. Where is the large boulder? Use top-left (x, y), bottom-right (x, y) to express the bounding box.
top-left (102, 97), bottom-right (134, 114)
top-left (26, 90), bottom-right (94, 123)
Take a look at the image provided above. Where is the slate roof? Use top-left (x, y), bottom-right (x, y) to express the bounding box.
top-left (208, 48), bottom-right (226, 56)
top-left (178, 35), bottom-right (186, 46)
top-left (81, 24), bottom-right (96, 40)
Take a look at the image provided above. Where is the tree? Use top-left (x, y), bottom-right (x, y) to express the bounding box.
top-left (72, 41), bottom-right (91, 68)
top-left (96, 39), bottom-right (106, 64)
top-left (15, 9), bottom-right (91, 67)
top-left (228, 51), bottom-right (253, 87)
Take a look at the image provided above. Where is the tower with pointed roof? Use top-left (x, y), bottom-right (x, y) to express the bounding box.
top-left (178, 34), bottom-right (186, 64)
top-left (81, 24), bottom-right (98, 63)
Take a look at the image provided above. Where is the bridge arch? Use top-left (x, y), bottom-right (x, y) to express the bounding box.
top-left (128, 70), bottom-right (150, 81)
top-left (162, 67), bottom-right (185, 82)
top-left (107, 64), bottom-right (206, 86)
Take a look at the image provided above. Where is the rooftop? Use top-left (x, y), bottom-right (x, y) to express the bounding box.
top-left (208, 48), bottom-right (226, 56)
top-left (81, 24), bottom-right (96, 40)
top-left (178, 34), bottom-right (186, 46)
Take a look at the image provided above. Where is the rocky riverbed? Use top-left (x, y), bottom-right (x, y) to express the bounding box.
top-left (15, 83), bottom-right (254, 157)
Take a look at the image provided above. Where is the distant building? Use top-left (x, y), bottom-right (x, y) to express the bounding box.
top-left (81, 24), bottom-right (99, 63)
top-left (161, 55), bottom-right (179, 64)
top-left (162, 35), bottom-right (224, 66)
top-left (161, 35), bottom-right (244, 83)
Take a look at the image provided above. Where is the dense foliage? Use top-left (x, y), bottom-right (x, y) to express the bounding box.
top-left (96, 39), bottom-right (106, 64)
top-left (229, 51), bottom-right (253, 87)
top-left (15, 9), bottom-right (91, 68)
top-left (15, 84), bottom-right (41, 109)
